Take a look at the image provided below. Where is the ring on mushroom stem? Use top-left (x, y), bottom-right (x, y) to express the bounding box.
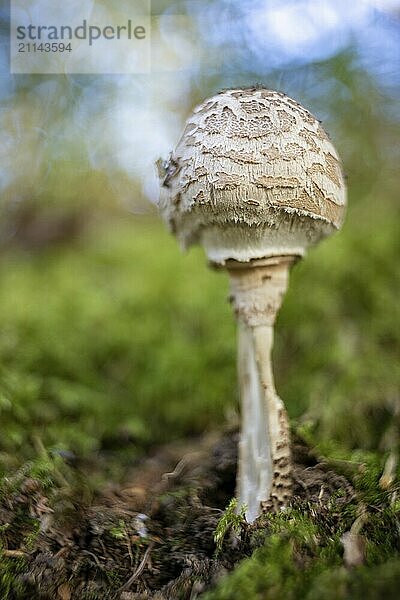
top-left (157, 87), bottom-right (347, 522)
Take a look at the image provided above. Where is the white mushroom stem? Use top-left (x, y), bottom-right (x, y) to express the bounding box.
top-left (226, 256), bottom-right (295, 521)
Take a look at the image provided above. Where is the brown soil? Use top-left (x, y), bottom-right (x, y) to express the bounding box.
top-left (1, 430), bottom-right (355, 600)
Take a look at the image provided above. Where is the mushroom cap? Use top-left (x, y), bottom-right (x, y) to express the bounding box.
top-left (158, 88), bottom-right (347, 264)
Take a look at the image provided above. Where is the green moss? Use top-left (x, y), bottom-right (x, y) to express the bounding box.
top-left (0, 218), bottom-right (236, 481)
top-left (109, 519), bottom-right (127, 541)
top-left (205, 500), bottom-right (400, 600)
top-left (214, 498), bottom-right (247, 554)
top-left (205, 426), bottom-right (400, 600)
top-left (0, 555), bottom-right (28, 599)
top-left (306, 560), bottom-right (400, 600)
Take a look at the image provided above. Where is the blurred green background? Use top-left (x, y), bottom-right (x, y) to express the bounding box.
top-left (0, 0), bottom-right (399, 482)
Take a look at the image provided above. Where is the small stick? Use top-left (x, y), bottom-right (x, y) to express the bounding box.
top-left (2, 549), bottom-right (27, 558)
top-left (118, 541), bottom-right (154, 592)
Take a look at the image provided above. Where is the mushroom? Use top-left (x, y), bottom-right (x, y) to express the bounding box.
top-left (157, 88), bottom-right (346, 521)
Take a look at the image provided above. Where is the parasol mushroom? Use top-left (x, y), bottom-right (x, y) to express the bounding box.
top-left (157, 88), bottom-right (346, 522)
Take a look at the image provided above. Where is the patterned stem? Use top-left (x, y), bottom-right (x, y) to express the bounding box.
top-left (227, 256), bottom-right (295, 520)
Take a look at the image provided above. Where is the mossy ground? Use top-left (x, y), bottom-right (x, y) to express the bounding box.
top-left (1, 428), bottom-right (399, 599)
top-left (0, 212), bottom-right (399, 598)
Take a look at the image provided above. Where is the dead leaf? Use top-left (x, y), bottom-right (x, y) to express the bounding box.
top-left (58, 583), bottom-right (71, 600)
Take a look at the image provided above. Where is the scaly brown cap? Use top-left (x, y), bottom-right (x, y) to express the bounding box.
top-left (158, 88), bottom-right (346, 264)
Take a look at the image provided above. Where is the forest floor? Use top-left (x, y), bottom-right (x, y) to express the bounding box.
top-left (2, 428), bottom-right (399, 600)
